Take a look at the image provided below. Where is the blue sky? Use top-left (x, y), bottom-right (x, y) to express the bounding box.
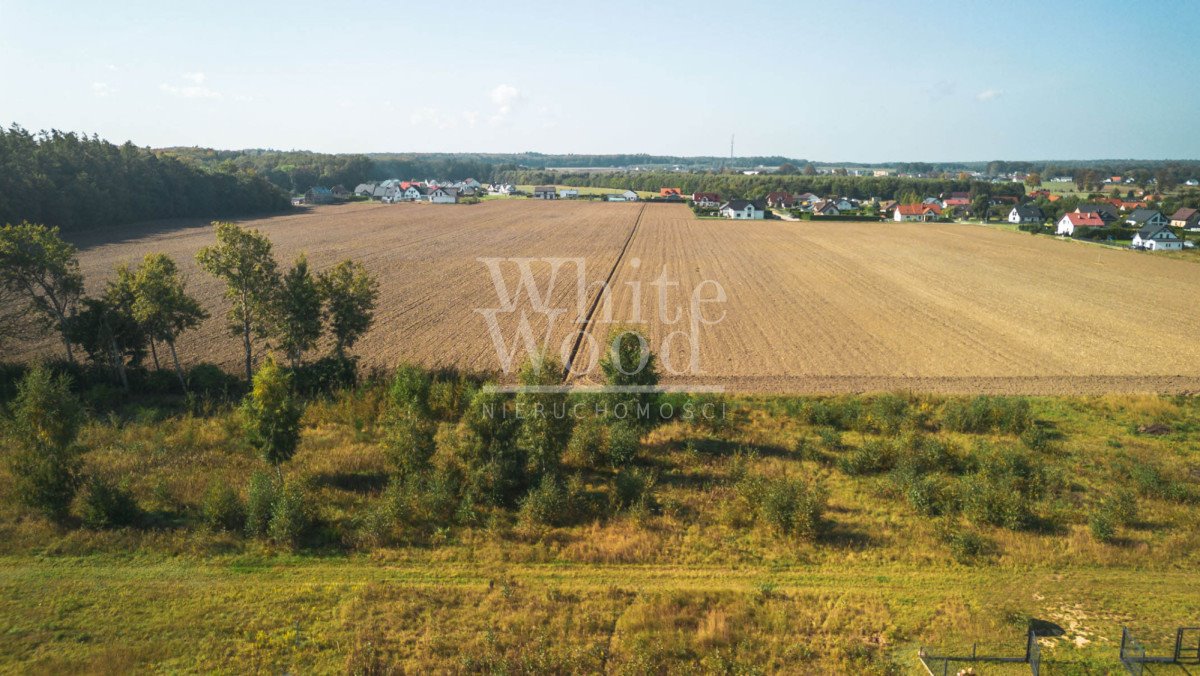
top-left (2, 0), bottom-right (1198, 161)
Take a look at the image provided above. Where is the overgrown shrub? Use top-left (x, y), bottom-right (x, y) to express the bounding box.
top-left (79, 476), bottom-right (141, 529)
top-left (959, 447), bottom-right (1048, 530)
top-left (1129, 461), bottom-right (1193, 503)
top-left (1019, 424), bottom-right (1053, 452)
top-left (383, 414), bottom-right (436, 475)
top-left (202, 482), bottom-right (245, 533)
top-left (268, 483), bottom-right (312, 548)
top-left (245, 471), bottom-right (279, 537)
top-left (838, 439), bottom-right (894, 475)
top-left (519, 474), bottom-right (586, 527)
top-left (940, 396), bottom-right (1031, 435)
top-left (861, 393), bottom-right (910, 434)
top-left (606, 421), bottom-right (641, 468)
top-left (944, 527), bottom-right (988, 562)
top-left (565, 416), bottom-right (606, 467)
top-left (1089, 509), bottom-right (1117, 543)
top-left (610, 467), bottom-right (656, 514)
top-left (389, 363), bottom-right (431, 417)
top-left (738, 474), bottom-right (826, 540)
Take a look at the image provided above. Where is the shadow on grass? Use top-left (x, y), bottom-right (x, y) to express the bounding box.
top-left (310, 471), bottom-right (390, 494)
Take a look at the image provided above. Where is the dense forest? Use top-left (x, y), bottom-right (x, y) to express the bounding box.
top-left (494, 170), bottom-right (1026, 202)
top-left (0, 126), bottom-right (290, 231)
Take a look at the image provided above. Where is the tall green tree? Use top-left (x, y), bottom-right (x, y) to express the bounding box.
top-left (0, 223), bottom-right (83, 362)
top-left (600, 329), bottom-right (660, 431)
top-left (5, 365), bottom-right (84, 522)
top-left (241, 358), bottom-right (304, 480)
top-left (196, 222), bottom-right (280, 382)
top-left (515, 354), bottom-right (573, 480)
top-left (66, 292), bottom-right (144, 389)
top-left (130, 253), bottom-right (208, 390)
top-left (318, 260), bottom-right (379, 361)
top-left (275, 254), bottom-right (323, 369)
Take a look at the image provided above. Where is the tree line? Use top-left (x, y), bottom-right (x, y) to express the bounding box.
top-left (0, 126), bottom-right (291, 232)
top-left (0, 221), bottom-right (379, 390)
top-left (495, 170), bottom-right (1026, 202)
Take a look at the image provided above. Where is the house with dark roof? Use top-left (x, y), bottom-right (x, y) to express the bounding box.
top-left (1056, 211), bottom-right (1105, 236)
top-left (1008, 205), bottom-right (1044, 225)
top-left (429, 186), bottom-right (459, 204)
top-left (812, 200), bottom-right (840, 216)
top-left (1077, 203), bottom-right (1119, 222)
top-left (533, 186), bottom-right (558, 200)
top-left (1132, 223), bottom-right (1183, 251)
top-left (304, 186), bottom-right (335, 204)
top-left (718, 199), bottom-right (765, 220)
top-left (1169, 208), bottom-right (1200, 230)
top-left (1125, 209), bottom-right (1167, 228)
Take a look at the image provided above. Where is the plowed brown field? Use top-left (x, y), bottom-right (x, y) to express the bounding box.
top-left (10, 200), bottom-right (1200, 394)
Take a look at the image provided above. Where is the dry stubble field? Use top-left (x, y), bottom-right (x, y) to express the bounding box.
top-left (13, 200), bottom-right (1200, 394)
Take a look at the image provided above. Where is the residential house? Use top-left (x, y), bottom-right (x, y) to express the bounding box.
top-left (795, 192), bottom-right (821, 205)
top-left (354, 183), bottom-right (375, 197)
top-left (533, 186), bottom-right (558, 200)
top-left (660, 187), bottom-right (682, 197)
top-left (692, 192), bottom-right (721, 207)
top-left (489, 183), bottom-right (517, 195)
top-left (766, 191), bottom-right (794, 209)
top-left (811, 200), bottom-right (840, 216)
top-left (1125, 209), bottom-right (1168, 228)
top-left (1169, 208), bottom-right (1200, 230)
top-left (718, 199), bottom-right (765, 220)
top-left (331, 185), bottom-right (350, 199)
top-left (1131, 223), bottom-right (1183, 251)
top-left (1056, 212), bottom-right (1105, 236)
top-left (1077, 203), bottom-right (1119, 223)
top-left (942, 197), bottom-right (971, 210)
top-left (893, 204), bottom-right (941, 222)
top-left (1008, 205), bottom-right (1044, 224)
top-left (832, 197), bottom-right (855, 211)
top-left (305, 186), bottom-right (335, 204)
top-left (460, 178), bottom-right (482, 190)
top-left (560, 188), bottom-right (580, 198)
top-left (401, 185), bottom-right (424, 201)
top-left (621, 190), bottom-right (639, 201)
top-left (607, 190), bottom-right (640, 202)
top-left (428, 186), bottom-right (459, 204)
top-left (877, 199), bottom-right (898, 214)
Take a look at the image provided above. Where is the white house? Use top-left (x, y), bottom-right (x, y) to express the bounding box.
top-left (401, 186), bottom-right (424, 201)
top-left (621, 190), bottom-right (638, 201)
top-left (428, 186), bottom-right (458, 204)
top-left (1008, 205), bottom-right (1044, 224)
top-left (1132, 224), bottom-right (1183, 251)
top-left (893, 204), bottom-right (940, 222)
top-left (718, 199), bottom-right (765, 220)
top-left (533, 186), bottom-right (558, 199)
top-left (1056, 211), bottom-right (1105, 236)
top-left (559, 188), bottom-right (579, 198)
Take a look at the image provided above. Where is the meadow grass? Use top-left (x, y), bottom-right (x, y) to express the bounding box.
top-left (1, 385), bottom-right (1198, 672)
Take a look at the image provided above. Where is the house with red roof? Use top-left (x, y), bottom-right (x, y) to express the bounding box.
top-left (766, 191), bottom-right (795, 209)
top-left (893, 203), bottom-right (941, 222)
top-left (692, 192), bottom-right (721, 208)
top-left (1056, 211), bottom-right (1106, 236)
top-left (660, 187), bottom-right (682, 197)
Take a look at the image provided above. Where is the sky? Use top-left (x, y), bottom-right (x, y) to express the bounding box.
top-left (2, 0), bottom-right (1199, 162)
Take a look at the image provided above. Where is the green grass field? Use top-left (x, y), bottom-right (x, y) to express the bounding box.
top-left (1, 376), bottom-right (1199, 673)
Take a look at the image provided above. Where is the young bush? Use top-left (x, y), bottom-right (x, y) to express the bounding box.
top-left (382, 413), bottom-right (436, 475)
top-left (78, 476), bottom-right (141, 529)
top-left (940, 396), bottom-right (1031, 435)
top-left (838, 439), bottom-right (894, 475)
top-left (518, 474), bottom-right (586, 527)
top-left (861, 393), bottom-right (910, 434)
top-left (610, 467), bottom-right (657, 514)
top-left (893, 470), bottom-right (948, 516)
top-left (268, 483), bottom-right (312, 548)
top-left (1019, 424), bottom-right (1053, 452)
top-left (565, 416), bottom-right (606, 468)
top-left (606, 421), bottom-right (641, 468)
top-left (1129, 461), bottom-right (1193, 503)
top-left (244, 470), bottom-right (279, 537)
top-left (944, 527), bottom-right (988, 563)
top-left (756, 476), bottom-right (825, 540)
top-left (389, 363), bottom-right (431, 417)
top-left (959, 443), bottom-right (1053, 530)
top-left (5, 364), bottom-right (84, 522)
top-left (201, 482), bottom-right (245, 533)
top-left (1089, 509), bottom-right (1117, 543)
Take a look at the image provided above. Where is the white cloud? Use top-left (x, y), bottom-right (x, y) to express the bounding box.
top-left (160, 73), bottom-right (221, 99)
top-left (489, 84), bottom-right (522, 124)
top-left (91, 82), bottom-right (115, 97)
top-left (410, 107), bottom-right (457, 129)
top-left (977, 88), bottom-right (1003, 101)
